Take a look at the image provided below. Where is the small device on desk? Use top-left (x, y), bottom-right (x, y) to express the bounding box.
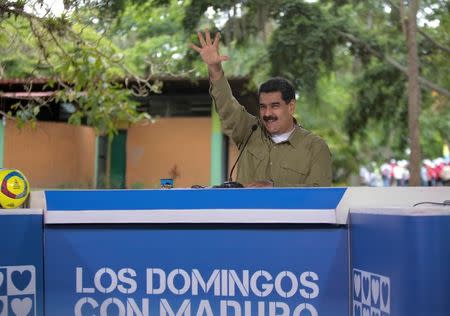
top-left (212, 181), bottom-right (244, 188)
top-left (160, 178), bottom-right (174, 189)
top-left (191, 181), bottom-right (244, 189)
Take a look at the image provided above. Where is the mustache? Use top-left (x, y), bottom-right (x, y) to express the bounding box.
top-left (263, 115), bottom-right (278, 121)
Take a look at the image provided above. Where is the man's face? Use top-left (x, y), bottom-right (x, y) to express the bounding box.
top-left (259, 91), bottom-right (295, 135)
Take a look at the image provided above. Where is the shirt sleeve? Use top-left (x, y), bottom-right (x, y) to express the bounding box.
top-left (304, 139), bottom-right (332, 187)
top-left (210, 76), bottom-right (257, 147)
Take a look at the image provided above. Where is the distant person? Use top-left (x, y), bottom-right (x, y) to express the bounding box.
top-left (359, 166), bottom-right (371, 186)
top-left (400, 160), bottom-right (410, 186)
top-left (393, 162), bottom-right (404, 186)
top-left (441, 163), bottom-right (450, 186)
top-left (369, 162), bottom-right (382, 187)
top-left (191, 30), bottom-right (332, 187)
top-left (420, 164), bottom-right (429, 186)
top-left (424, 159), bottom-right (437, 186)
top-left (434, 158), bottom-right (445, 186)
top-left (380, 161), bottom-right (392, 187)
top-left (389, 158), bottom-right (397, 186)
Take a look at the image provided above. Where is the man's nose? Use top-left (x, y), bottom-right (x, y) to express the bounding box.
top-left (263, 107), bottom-right (273, 116)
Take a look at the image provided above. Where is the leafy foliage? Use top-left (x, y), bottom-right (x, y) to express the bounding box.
top-left (0, 0), bottom-right (151, 137)
top-left (1, 0), bottom-right (448, 184)
top-left (345, 62), bottom-right (407, 144)
top-left (268, 1), bottom-right (343, 92)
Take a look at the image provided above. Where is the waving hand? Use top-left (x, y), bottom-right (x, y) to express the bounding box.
top-left (191, 29), bottom-right (228, 80)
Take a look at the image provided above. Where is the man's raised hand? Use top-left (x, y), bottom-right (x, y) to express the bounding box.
top-left (191, 29), bottom-right (228, 80)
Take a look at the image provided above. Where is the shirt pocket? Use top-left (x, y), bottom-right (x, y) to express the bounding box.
top-left (279, 160), bottom-right (308, 185)
top-left (245, 146), bottom-right (265, 175)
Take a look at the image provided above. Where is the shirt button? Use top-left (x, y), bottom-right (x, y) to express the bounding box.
top-left (270, 162), bottom-right (273, 166)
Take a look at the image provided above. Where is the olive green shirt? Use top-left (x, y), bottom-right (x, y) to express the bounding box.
top-left (210, 75), bottom-right (332, 187)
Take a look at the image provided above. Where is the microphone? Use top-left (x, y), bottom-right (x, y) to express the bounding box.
top-left (228, 124), bottom-right (258, 183)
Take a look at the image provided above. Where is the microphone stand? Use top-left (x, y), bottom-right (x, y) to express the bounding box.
top-left (217, 124), bottom-right (258, 188)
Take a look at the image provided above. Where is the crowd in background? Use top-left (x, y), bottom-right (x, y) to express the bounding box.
top-left (359, 158), bottom-right (450, 187)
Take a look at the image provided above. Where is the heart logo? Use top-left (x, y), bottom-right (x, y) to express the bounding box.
top-left (11, 270), bottom-right (31, 292)
top-left (0, 272), bottom-right (4, 287)
top-left (381, 281), bottom-right (389, 306)
top-left (11, 297), bottom-right (32, 316)
top-left (371, 279), bottom-right (380, 304)
top-left (354, 273), bottom-right (361, 297)
top-left (362, 276), bottom-right (370, 300)
top-left (354, 304), bottom-right (361, 316)
top-left (362, 306), bottom-right (370, 316)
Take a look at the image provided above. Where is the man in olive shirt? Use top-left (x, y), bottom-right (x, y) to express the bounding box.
top-left (191, 30), bottom-right (332, 187)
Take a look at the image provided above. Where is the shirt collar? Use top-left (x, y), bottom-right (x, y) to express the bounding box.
top-left (285, 125), bottom-right (303, 148)
top-left (271, 128), bottom-right (295, 143)
top-left (259, 117), bottom-right (302, 147)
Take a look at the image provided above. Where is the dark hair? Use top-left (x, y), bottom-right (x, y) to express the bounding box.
top-left (258, 77), bottom-right (296, 103)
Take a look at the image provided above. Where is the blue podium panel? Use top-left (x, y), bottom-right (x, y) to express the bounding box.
top-left (45, 224), bottom-right (349, 316)
top-left (44, 189), bottom-right (347, 225)
top-left (350, 210), bottom-right (450, 316)
top-left (44, 188), bottom-right (347, 211)
top-left (0, 211), bottom-right (44, 316)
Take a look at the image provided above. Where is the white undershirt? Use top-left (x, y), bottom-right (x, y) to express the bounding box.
top-left (271, 127), bottom-right (295, 144)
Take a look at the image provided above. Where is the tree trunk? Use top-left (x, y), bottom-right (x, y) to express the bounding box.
top-left (405, 0), bottom-right (422, 186)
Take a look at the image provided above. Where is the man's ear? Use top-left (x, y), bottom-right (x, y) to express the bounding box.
top-left (288, 99), bottom-right (296, 115)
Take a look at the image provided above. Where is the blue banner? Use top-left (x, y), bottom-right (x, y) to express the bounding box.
top-left (45, 225), bottom-right (349, 315)
top-left (350, 212), bottom-right (450, 316)
top-left (0, 212), bottom-right (44, 316)
top-left (44, 188), bottom-right (346, 211)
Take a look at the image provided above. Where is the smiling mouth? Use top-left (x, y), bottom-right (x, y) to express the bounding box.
top-left (263, 116), bottom-right (278, 123)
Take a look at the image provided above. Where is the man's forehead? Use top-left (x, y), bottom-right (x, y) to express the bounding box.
top-left (259, 91), bottom-right (284, 104)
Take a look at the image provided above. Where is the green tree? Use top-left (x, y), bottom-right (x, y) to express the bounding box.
top-left (0, 0), bottom-right (153, 187)
top-left (2, 0), bottom-right (448, 185)
top-left (184, 0), bottom-right (449, 184)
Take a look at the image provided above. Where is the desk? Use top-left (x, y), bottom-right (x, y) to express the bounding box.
top-left (44, 189), bottom-right (349, 316)
top-left (0, 187), bottom-right (449, 316)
